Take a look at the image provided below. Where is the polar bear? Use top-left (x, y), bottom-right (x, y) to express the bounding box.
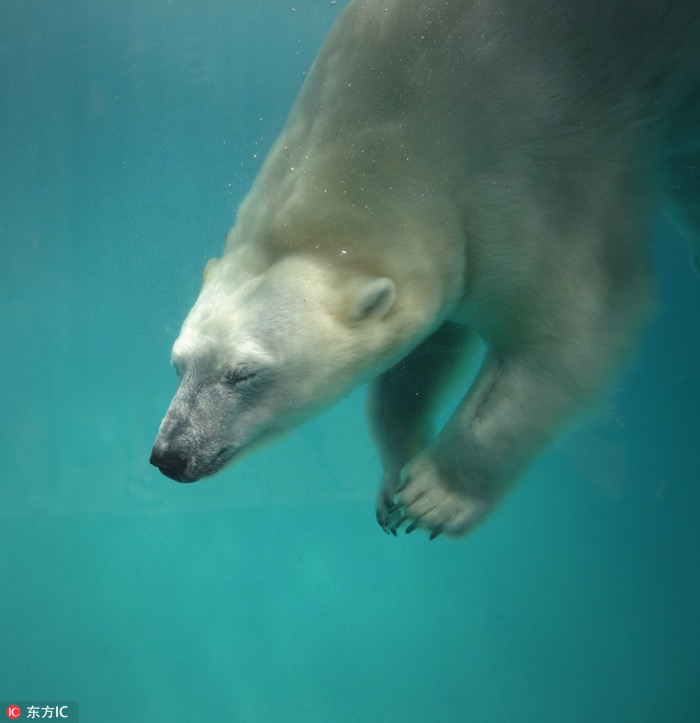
top-left (151, 0), bottom-right (700, 539)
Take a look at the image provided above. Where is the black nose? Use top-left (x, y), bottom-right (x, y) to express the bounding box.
top-left (150, 448), bottom-right (189, 482)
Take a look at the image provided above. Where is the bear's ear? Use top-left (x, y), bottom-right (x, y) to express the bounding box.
top-left (202, 257), bottom-right (220, 287)
top-left (349, 277), bottom-right (396, 321)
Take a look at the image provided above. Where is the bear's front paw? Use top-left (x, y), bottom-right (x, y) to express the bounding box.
top-left (391, 456), bottom-right (493, 539)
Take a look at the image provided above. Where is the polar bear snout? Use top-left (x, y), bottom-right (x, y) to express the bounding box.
top-left (150, 439), bottom-right (234, 483)
top-left (150, 376), bottom-right (240, 482)
top-left (149, 446), bottom-right (190, 482)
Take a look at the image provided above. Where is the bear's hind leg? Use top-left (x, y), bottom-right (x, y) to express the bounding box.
top-left (367, 322), bottom-right (479, 535)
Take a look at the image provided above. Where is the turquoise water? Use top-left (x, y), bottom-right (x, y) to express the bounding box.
top-left (1, 1), bottom-right (699, 721)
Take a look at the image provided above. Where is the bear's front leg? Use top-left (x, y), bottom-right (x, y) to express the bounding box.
top-left (391, 210), bottom-right (656, 539)
top-left (367, 322), bottom-right (478, 535)
top-left (394, 322), bottom-right (641, 539)
top-left (392, 347), bottom-right (549, 539)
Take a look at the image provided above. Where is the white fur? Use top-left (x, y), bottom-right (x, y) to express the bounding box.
top-left (152, 0), bottom-right (700, 537)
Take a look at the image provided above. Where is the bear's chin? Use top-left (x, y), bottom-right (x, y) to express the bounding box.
top-left (187, 447), bottom-right (238, 482)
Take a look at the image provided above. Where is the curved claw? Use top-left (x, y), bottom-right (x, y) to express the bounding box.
top-left (376, 510), bottom-right (390, 534)
top-left (377, 483), bottom-right (409, 538)
top-left (379, 505), bottom-right (441, 540)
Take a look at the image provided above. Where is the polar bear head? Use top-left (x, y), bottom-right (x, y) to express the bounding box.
top-left (150, 251), bottom-right (400, 482)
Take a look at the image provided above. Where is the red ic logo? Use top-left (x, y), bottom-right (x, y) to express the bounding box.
top-left (6, 707), bottom-right (21, 720)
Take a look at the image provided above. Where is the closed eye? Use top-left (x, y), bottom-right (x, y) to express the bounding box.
top-left (224, 367), bottom-right (259, 386)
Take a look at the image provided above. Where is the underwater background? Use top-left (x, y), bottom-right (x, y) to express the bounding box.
top-left (1, 1), bottom-right (699, 721)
